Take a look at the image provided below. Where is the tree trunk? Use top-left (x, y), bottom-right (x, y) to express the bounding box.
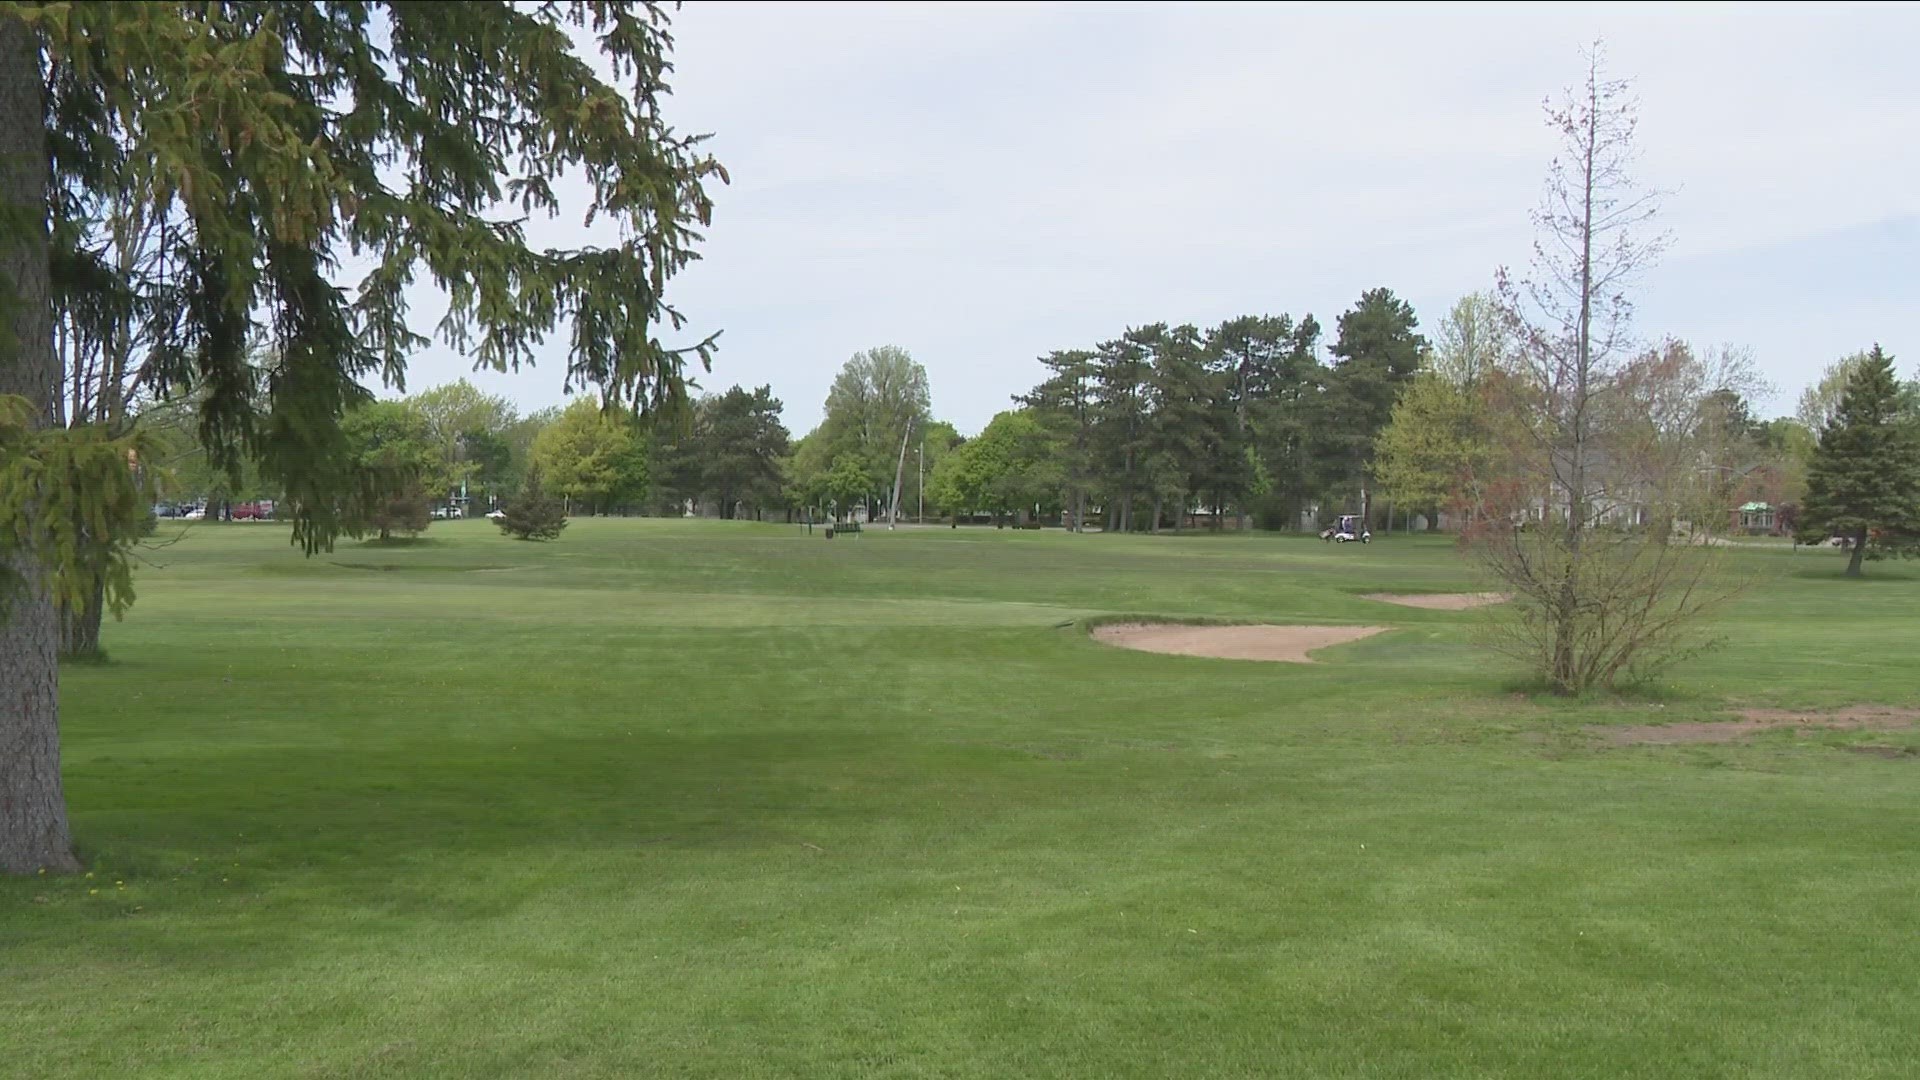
top-left (1846, 527), bottom-right (1868, 578)
top-left (1150, 495), bottom-right (1162, 535)
top-left (1, 16), bottom-right (81, 873)
top-left (1073, 488), bottom-right (1085, 534)
top-left (59, 576), bottom-right (105, 660)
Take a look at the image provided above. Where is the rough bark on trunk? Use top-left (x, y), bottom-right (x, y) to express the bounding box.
top-left (1846, 527), bottom-right (1868, 578)
top-left (1, 15), bottom-right (81, 873)
top-left (1149, 495), bottom-right (1161, 535)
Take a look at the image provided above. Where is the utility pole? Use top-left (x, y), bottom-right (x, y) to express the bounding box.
top-left (917, 438), bottom-right (924, 524)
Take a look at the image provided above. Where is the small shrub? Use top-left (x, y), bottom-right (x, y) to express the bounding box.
top-left (497, 465), bottom-right (568, 541)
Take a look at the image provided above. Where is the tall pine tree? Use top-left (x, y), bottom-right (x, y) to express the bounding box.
top-left (0, 1), bottom-right (722, 873)
top-left (1798, 345), bottom-right (1920, 576)
top-left (1318, 288), bottom-right (1426, 522)
top-left (1017, 349), bottom-right (1097, 531)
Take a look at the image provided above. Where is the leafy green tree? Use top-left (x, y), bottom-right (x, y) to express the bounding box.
top-left (458, 429), bottom-right (515, 510)
top-left (930, 411), bottom-right (1058, 526)
top-left (531, 399), bottom-right (650, 516)
top-left (821, 454), bottom-right (875, 520)
top-left (1429, 291), bottom-right (1510, 387)
top-left (496, 463), bottom-right (568, 541)
top-left (1373, 373), bottom-right (1485, 519)
top-left (905, 419), bottom-right (963, 523)
top-left (340, 400), bottom-right (441, 541)
top-left (408, 380), bottom-right (518, 506)
top-left (0, 0), bottom-right (722, 872)
top-left (817, 346), bottom-right (931, 523)
top-left (1797, 346), bottom-right (1920, 576)
top-left (1373, 296), bottom-right (1522, 527)
top-left (1798, 353), bottom-right (1872, 434)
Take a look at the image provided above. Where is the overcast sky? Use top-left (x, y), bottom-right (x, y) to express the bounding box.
top-left (396, 2), bottom-right (1920, 436)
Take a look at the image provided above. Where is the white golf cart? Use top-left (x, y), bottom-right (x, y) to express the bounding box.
top-left (1320, 514), bottom-right (1371, 544)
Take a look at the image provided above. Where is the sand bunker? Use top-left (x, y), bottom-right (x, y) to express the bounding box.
top-left (1092, 623), bottom-right (1388, 663)
top-left (1592, 707), bottom-right (1920, 747)
top-left (1364, 592), bottom-right (1510, 611)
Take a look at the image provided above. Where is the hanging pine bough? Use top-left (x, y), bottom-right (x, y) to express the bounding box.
top-left (0, 1), bottom-right (725, 873)
top-left (0, 396), bottom-right (155, 644)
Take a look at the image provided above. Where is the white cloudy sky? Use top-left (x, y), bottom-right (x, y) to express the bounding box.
top-left (397, 2), bottom-right (1920, 435)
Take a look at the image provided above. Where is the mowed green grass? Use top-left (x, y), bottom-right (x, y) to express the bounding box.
top-left (7, 519), bottom-right (1920, 1078)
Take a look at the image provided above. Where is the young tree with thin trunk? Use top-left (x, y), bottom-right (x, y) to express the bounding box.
top-left (1468, 45), bottom-right (1744, 693)
top-left (0, 1), bottom-right (723, 873)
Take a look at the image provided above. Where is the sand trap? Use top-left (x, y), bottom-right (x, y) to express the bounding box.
top-left (1092, 623), bottom-right (1388, 663)
top-left (1364, 592), bottom-right (1510, 611)
top-left (1592, 707), bottom-right (1920, 747)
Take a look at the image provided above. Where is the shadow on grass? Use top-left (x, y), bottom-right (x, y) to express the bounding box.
top-left (356, 536), bottom-right (446, 549)
top-left (1789, 564), bottom-right (1920, 582)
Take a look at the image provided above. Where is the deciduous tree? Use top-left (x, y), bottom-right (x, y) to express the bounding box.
top-left (409, 380), bottom-right (517, 507)
top-left (532, 399), bottom-right (650, 516)
top-left (819, 346), bottom-right (930, 524)
top-left (1467, 46), bottom-right (1744, 693)
top-left (341, 400), bottom-right (439, 541)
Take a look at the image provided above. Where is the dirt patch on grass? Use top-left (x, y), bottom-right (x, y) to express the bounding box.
top-left (1363, 592), bottom-right (1510, 610)
top-left (1092, 623), bottom-right (1388, 663)
top-left (1592, 707), bottom-right (1920, 746)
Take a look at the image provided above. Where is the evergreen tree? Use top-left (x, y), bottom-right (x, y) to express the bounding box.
top-left (0, 1), bottom-right (722, 873)
top-left (1017, 349), bottom-right (1097, 530)
top-left (1219, 314), bottom-right (1323, 529)
top-left (1318, 287), bottom-right (1426, 521)
top-left (496, 464), bottom-right (569, 542)
top-left (1798, 346), bottom-right (1920, 576)
top-left (1140, 324), bottom-right (1217, 532)
top-left (679, 385), bottom-right (790, 518)
top-left (1089, 331), bottom-right (1153, 531)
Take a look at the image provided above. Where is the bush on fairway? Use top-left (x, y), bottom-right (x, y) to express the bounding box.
top-left (496, 464), bottom-right (568, 541)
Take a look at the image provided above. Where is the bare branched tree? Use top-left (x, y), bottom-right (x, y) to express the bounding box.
top-left (1468, 45), bottom-right (1749, 693)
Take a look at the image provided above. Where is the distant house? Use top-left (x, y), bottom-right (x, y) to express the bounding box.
top-left (1731, 501), bottom-right (1785, 535)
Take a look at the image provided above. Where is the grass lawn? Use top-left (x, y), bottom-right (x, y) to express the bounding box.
top-left (7, 518), bottom-right (1920, 1077)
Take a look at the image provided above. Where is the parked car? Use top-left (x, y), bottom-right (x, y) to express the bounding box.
top-left (486, 508), bottom-right (506, 521)
top-left (182, 506), bottom-right (206, 521)
top-left (231, 500), bottom-right (275, 521)
top-left (152, 502), bottom-right (179, 518)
